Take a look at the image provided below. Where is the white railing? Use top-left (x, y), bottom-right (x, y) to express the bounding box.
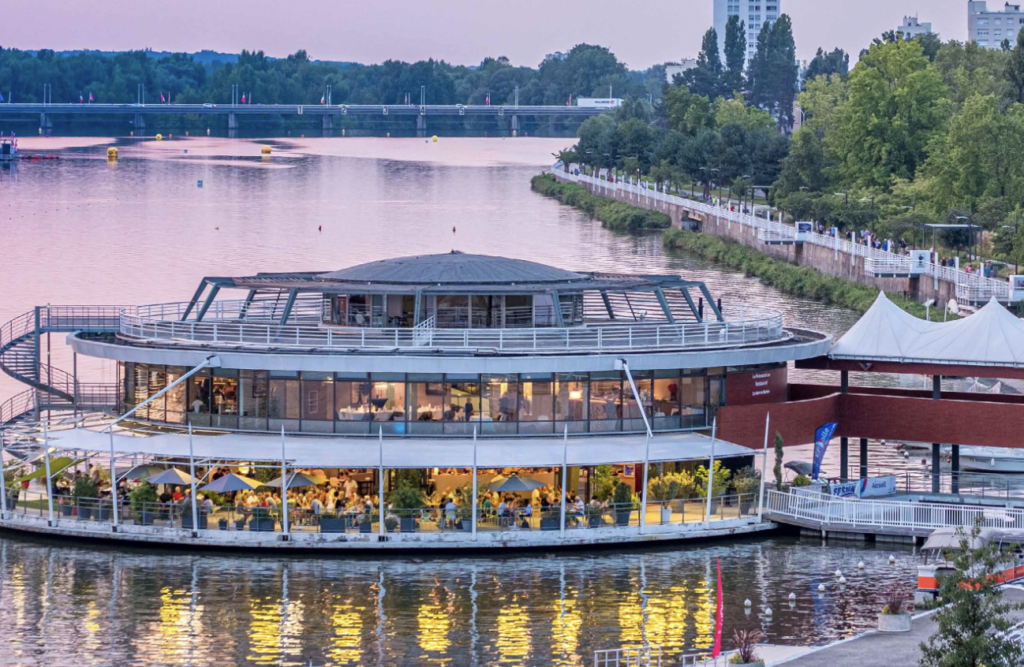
top-left (412, 315), bottom-right (436, 346)
top-left (765, 489), bottom-right (1024, 532)
top-left (864, 257), bottom-right (914, 276)
top-left (559, 169), bottom-right (1012, 304)
top-left (593, 647), bottom-right (662, 667)
top-left (119, 307), bottom-right (786, 354)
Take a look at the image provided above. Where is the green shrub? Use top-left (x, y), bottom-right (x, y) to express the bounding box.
top-left (592, 465), bottom-right (616, 501)
top-left (72, 476), bottom-right (99, 500)
top-left (612, 481), bottom-right (638, 510)
top-left (531, 173), bottom-right (671, 232)
top-left (695, 460), bottom-right (732, 498)
top-left (129, 480), bottom-right (157, 519)
top-left (387, 483), bottom-right (426, 518)
top-left (792, 474), bottom-right (812, 487)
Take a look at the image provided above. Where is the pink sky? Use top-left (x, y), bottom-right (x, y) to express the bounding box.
top-left (5, 0), bottom-right (967, 69)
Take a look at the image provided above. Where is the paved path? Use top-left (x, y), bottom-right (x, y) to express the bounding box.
top-left (771, 588), bottom-right (1024, 667)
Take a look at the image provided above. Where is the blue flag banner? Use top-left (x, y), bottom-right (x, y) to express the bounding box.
top-left (812, 422), bottom-right (839, 480)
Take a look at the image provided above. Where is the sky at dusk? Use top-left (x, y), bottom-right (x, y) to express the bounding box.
top-left (5, 0), bottom-right (970, 69)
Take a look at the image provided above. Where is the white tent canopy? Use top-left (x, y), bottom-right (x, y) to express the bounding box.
top-left (39, 429), bottom-right (752, 469)
top-left (830, 293), bottom-right (1024, 367)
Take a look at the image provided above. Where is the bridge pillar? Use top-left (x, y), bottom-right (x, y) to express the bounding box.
top-left (839, 371), bottom-right (849, 482)
top-left (39, 113), bottom-right (53, 133)
top-left (416, 114), bottom-right (426, 138)
top-left (227, 112), bottom-right (239, 139)
top-left (951, 445), bottom-right (960, 493)
top-left (510, 114), bottom-right (519, 137)
top-left (932, 375), bottom-right (941, 494)
top-left (859, 438), bottom-right (868, 479)
top-left (322, 114), bottom-right (333, 135)
top-left (133, 113), bottom-right (145, 133)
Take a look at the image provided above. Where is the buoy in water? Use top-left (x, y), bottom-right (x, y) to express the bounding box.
top-left (788, 593), bottom-right (796, 601)
top-left (386, 132), bottom-right (390, 138)
top-left (834, 569), bottom-right (842, 577)
top-left (261, 145), bottom-right (272, 155)
top-left (207, 128), bottom-right (211, 136)
top-left (857, 561), bottom-right (865, 569)
top-left (432, 135), bottom-right (438, 143)
top-left (155, 134), bottom-right (163, 141)
top-left (197, 180), bottom-right (203, 188)
top-left (744, 599), bottom-right (752, 607)
top-left (185, 131), bottom-right (189, 137)
top-left (764, 607), bottom-right (773, 616)
top-left (839, 576), bottom-right (847, 584)
top-left (130, 131), bottom-right (134, 137)
top-left (818, 584), bottom-right (826, 593)
top-left (904, 452), bottom-right (910, 458)
top-left (888, 555), bottom-right (896, 564)
top-left (106, 147), bottom-right (118, 160)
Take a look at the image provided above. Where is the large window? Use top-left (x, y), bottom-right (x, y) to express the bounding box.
top-left (269, 371), bottom-right (300, 432)
top-left (555, 373), bottom-right (587, 433)
top-left (622, 372), bottom-right (652, 432)
top-left (680, 373), bottom-right (707, 429)
top-left (210, 369), bottom-right (239, 429)
top-left (482, 374), bottom-right (518, 434)
top-left (301, 372), bottom-right (334, 433)
top-left (518, 373), bottom-right (555, 434)
top-left (335, 374), bottom-right (372, 434)
top-left (369, 373), bottom-right (406, 434)
top-left (166, 366), bottom-right (187, 424)
top-left (590, 372), bottom-right (622, 432)
top-left (652, 372), bottom-right (681, 430)
top-left (239, 370), bottom-right (268, 431)
top-left (187, 369), bottom-right (212, 427)
top-left (445, 375), bottom-right (480, 435)
top-left (408, 375), bottom-right (444, 435)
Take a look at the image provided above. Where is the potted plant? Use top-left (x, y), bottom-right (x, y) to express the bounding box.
top-left (129, 479), bottom-right (158, 526)
top-left (385, 516), bottom-right (399, 533)
top-left (612, 481), bottom-right (637, 527)
top-left (792, 474), bottom-right (812, 488)
top-left (358, 511), bottom-right (373, 533)
top-left (695, 461), bottom-right (732, 515)
top-left (592, 465), bottom-right (615, 503)
top-left (180, 501), bottom-right (208, 531)
top-left (218, 517), bottom-right (229, 530)
top-left (251, 507), bottom-right (276, 532)
top-left (320, 511), bottom-right (347, 533)
top-left (585, 503), bottom-right (603, 528)
top-left (729, 629), bottom-right (765, 666)
top-left (73, 476), bottom-right (99, 520)
top-left (733, 470), bottom-right (761, 514)
top-left (388, 484), bottom-right (426, 533)
top-left (95, 498), bottom-right (112, 522)
top-left (649, 473), bottom-right (681, 524)
top-left (878, 583), bottom-right (912, 632)
top-left (234, 516), bottom-right (247, 531)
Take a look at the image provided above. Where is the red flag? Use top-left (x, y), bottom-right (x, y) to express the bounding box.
top-left (160, 92), bottom-right (166, 102)
top-left (320, 95), bottom-right (325, 104)
top-left (89, 92), bottom-right (94, 103)
top-left (566, 95), bottom-right (571, 106)
top-left (485, 93), bottom-right (490, 106)
top-left (712, 557), bottom-right (724, 657)
top-left (241, 94), bottom-right (246, 104)
top-left (79, 93), bottom-right (83, 103)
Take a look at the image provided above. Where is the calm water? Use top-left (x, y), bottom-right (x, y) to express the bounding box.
top-left (0, 138), bottom-right (926, 664)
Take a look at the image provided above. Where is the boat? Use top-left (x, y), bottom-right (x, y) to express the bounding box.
top-left (959, 447), bottom-right (1024, 473)
top-left (0, 137), bottom-right (17, 161)
top-left (916, 527), bottom-right (1024, 603)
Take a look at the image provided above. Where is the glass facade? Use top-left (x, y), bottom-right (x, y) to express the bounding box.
top-left (117, 362), bottom-right (746, 436)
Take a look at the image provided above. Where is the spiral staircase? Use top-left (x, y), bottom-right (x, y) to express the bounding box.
top-left (0, 306), bottom-right (124, 426)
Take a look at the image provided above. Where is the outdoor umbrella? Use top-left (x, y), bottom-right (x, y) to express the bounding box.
top-left (784, 461), bottom-right (814, 477)
top-left (199, 472), bottom-right (261, 494)
top-left (120, 464), bottom-right (167, 481)
top-left (487, 474), bottom-right (546, 493)
top-left (147, 468), bottom-right (193, 485)
top-left (260, 472), bottom-right (327, 489)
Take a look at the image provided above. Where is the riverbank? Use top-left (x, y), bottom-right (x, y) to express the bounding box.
top-left (531, 173), bottom-right (671, 232)
top-left (663, 228), bottom-right (940, 320)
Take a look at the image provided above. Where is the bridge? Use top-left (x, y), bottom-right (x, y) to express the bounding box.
top-left (0, 103), bottom-right (609, 136)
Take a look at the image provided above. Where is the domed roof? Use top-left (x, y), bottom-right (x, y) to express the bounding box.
top-left (317, 251), bottom-right (588, 286)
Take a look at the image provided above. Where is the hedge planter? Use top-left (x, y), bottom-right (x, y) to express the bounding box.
top-left (320, 518), bottom-right (347, 534)
top-left (182, 515), bottom-right (208, 531)
top-left (400, 517), bottom-right (417, 533)
top-left (78, 506), bottom-right (93, 521)
top-left (615, 510), bottom-right (633, 527)
top-left (587, 515), bottom-right (602, 528)
top-left (359, 522), bottom-right (372, 534)
top-left (61, 504), bottom-right (75, 517)
top-left (252, 517), bottom-right (277, 532)
top-left (660, 507), bottom-right (673, 524)
top-left (218, 518), bottom-right (229, 531)
top-left (95, 507), bottom-right (110, 522)
top-left (731, 661), bottom-right (765, 667)
top-left (878, 613), bottom-right (912, 633)
top-left (540, 517), bottom-right (559, 531)
top-left (136, 511), bottom-right (156, 526)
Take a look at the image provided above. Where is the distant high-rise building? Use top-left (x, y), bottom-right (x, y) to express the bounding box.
top-left (896, 16), bottom-right (932, 39)
top-left (968, 1), bottom-right (1024, 48)
top-left (713, 0), bottom-right (781, 62)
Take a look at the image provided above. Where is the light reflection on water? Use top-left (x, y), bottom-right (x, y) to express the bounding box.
top-left (0, 139), bottom-right (937, 664)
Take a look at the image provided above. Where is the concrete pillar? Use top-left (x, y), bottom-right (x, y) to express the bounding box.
top-left (227, 112), bottom-right (238, 139)
top-left (951, 445), bottom-right (960, 493)
top-left (133, 113), bottom-right (145, 132)
top-left (932, 375), bottom-right (941, 494)
top-left (859, 438), bottom-right (868, 479)
top-left (416, 114), bottom-right (426, 138)
top-left (322, 114), bottom-right (333, 135)
top-left (510, 114), bottom-right (520, 137)
top-left (39, 112), bottom-right (53, 131)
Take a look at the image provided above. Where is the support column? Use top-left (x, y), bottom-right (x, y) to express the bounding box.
top-left (227, 112), bottom-right (238, 139)
top-left (40, 112), bottom-right (52, 132)
top-left (133, 113), bottom-right (145, 133)
top-left (859, 438), bottom-right (868, 479)
top-left (932, 375), bottom-right (941, 494)
top-left (839, 370), bottom-right (849, 482)
top-left (951, 445), bottom-right (960, 494)
top-left (416, 114), bottom-right (426, 138)
top-left (510, 114), bottom-right (519, 137)
top-left (322, 114), bottom-right (333, 135)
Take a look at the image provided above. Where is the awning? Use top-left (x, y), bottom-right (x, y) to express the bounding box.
top-left (830, 293), bottom-right (1024, 367)
top-left (41, 429), bottom-right (754, 469)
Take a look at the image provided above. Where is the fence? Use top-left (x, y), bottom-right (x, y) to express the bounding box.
top-left (559, 170), bottom-right (1011, 305)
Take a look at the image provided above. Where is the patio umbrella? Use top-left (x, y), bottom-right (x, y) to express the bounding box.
top-left (120, 464), bottom-right (167, 481)
top-left (199, 472), bottom-right (262, 494)
top-left (260, 472), bottom-right (327, 489)
top-left (784, 461), bottom-right (814, 477)
top-left (148, 468), bottom-right (193, 485)
top-left (487, 474), bottom-right (546, 493)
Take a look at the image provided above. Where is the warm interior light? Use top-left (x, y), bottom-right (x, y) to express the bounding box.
top-left (374, 382), bottom-right (389, 390)
top-left (569, 390), bottom-right (582, 400)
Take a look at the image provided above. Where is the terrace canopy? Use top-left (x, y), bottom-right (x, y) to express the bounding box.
top-left (39, 429), bottom-right (753, 469)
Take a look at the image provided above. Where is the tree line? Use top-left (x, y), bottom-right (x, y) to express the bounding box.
top-left (561, 17), bottom-right (1024, 269)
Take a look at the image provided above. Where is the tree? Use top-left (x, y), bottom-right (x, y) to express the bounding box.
top-left (773, 432), bottom-right (784, 488)
top-left (773, 127), bottom-right (827, 197)
top-left (1008, 28), bottom-right (1024, 104)
top-left (747, 15), bottom-right (799, 129)
top-left (723, 15), bottom-right (747, 94)
top-left (919, 524), bottom-right (1024, 667)
top-left (683, 28), bottom-right (726, 100)
top-left (803, 47), bottom-right (849, 86)
top-left (829, 37), bottom-right (949, 189)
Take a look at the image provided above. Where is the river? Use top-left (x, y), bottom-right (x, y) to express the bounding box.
top-left (0, 137), bottom-right (924, 665)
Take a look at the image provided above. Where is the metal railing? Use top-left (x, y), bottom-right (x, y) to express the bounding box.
top-left (765, 489), bottom-right (1024, 531)
top-left (119, 307), bottom-right (785, 354)
top-left (593, 646), bottom-right (662, 667)
top-left (561, 170), bottom-right (1012, 304)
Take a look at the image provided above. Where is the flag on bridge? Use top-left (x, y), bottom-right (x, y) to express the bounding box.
top-left (0, 91), bottom-right (4, 103)
top-left (485, 93), bottom-right (490, 106)
top-left (160, 92), bottom-right (166, 103)
top-left (79, 93), bottom-right (84, 103)
top-left (89, 92), bottom-right (94, 103)
top-left (320, 95), bottom-right (325, 104)
top-left (812, 422), bottom-right (839, 480)
top-left (241, 94), bottom-right (246, 104)
top-left (566, 95), bottom-right (571, 106)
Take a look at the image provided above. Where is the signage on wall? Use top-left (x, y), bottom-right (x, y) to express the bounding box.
top-left (830, 475), bottom-right (896, 498)
top-left (726, 366), bottom-right (787, 405)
